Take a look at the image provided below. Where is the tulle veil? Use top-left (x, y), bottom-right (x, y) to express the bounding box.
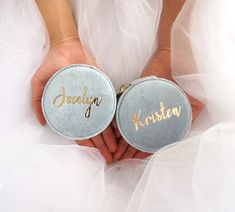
top-left (1, 0), bottom-right (235, 211)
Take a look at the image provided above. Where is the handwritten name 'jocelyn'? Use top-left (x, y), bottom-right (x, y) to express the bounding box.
top-left (132, 102), bottom-right (182, 131)
top-left (52, 86), bottom-right (102, 118)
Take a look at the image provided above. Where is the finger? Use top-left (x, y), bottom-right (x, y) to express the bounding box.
top-left (92, 134), bottom-right (113, 164)
top-left (114, 138), bottom-right (129, 161)
top-left (121, 145), bottom-right (138, 160)
top-left (76, 139), bottom-right (95, 148)
top-left (114, 129), bottom-right (121, 139)
top-left (31, 76), bottom-right (46, 125)
top-left (111, 119), bottom-right (118, 130)
top-left (102, 126), bottom-right (117, 153)
top-left (111, 120), bottom-right (121, 139)
top-left (134, 151), bottom-right (152, 159)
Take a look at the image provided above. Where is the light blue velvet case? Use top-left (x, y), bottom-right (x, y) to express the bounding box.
top-left (116, 76), bottom-right (192, 153)
top-left (42, 64), bottom-right (116, 140)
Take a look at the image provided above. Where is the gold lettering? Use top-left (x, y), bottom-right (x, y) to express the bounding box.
top-left (53, 86), bottom-right (66, 108)
top-left (82, 87), bottom-right (88, 104)
top-left (159, 102), bottom-right (167, 120)
top-left (172, 106), bottom-right (181, 117)
top-left (155, 112), bottom-right (163, 121)
top-left (52, 86), bottom-right (102, 118)
top-left (166, 109), bottom-right (172, 118)
top-left (85, 97), bottom-right (103, 118)
top-left (150, 111), bottom-right (157, 123)
top-left (145, 116), bottom-right (153, 126)
top-left (132, 110), bottom-right (145, 131)
top-left (75, 96), bottom-right (82, 104)
top-left (132, 102), bottom-right (182, 131)
top-left (66, 96), bottom-right (74, 104)
top-left (94, 97), bottom-right (102, 107)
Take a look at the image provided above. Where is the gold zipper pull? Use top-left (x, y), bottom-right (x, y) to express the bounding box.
top-left (119, 84), bottom-right (129, 95)
top-left (117, 84), bottom-right (130, 99)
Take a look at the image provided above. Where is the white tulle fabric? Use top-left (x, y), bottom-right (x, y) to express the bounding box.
top-left (74, 0), bottom-right (162, 90)
top-left (1, 0), bottom-right (235, 211)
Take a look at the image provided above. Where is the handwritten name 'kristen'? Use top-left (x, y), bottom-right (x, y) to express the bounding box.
top-left (53, 86), bottom-right (102, 118)
top-left (132, 102), bottom-right (182, 131)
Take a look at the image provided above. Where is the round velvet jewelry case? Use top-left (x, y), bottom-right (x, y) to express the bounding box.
top-left (116, 76), bottom-right (192, 153)
top-left (42, 64), bottom-right (116, 140)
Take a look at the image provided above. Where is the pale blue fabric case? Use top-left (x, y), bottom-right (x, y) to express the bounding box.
top-left (116, 76), bottom-right (192, 153)
top-left (42, 64), bottom-right (116, 140)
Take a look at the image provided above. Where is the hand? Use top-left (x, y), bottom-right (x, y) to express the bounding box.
top-left (142, 49), bottom-right (204, 121)
top-left (114, 49), bottom-right (204, 161)
top-left (31, 38), bottom-right (94, 125)
top-left (77, 125), bottom-right (117, 164)
top-left (31, 38), bottom-right (117, 164)
top-left (112, 120), bottom-right (151, 161)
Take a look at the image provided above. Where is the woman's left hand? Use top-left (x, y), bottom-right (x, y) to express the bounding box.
top-left (113, 50), bottom-right (204, 161)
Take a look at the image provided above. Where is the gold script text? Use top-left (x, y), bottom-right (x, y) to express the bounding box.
top-left (53, 86), bottom-right (102, 118)
top-left (132, 102), bottom-right (182, 131)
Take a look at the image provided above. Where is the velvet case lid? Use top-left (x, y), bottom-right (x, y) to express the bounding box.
top-left (116, 76), bottom-right (192, 153)
top-left (42, 64), bottom-right (116, 140)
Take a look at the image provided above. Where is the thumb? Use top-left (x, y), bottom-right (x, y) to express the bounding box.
top-left (31, 75), bottom-right (46, 125)
top-left (141, 50), bottom-right (171, 79)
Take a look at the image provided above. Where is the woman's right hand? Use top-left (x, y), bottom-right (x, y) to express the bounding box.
top-left (31, 38), bottom-right (117, 164)
top-left (31, 38), bottom-right (94, 125)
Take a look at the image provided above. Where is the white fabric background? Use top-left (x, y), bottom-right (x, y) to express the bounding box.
top-left (1, 0), bottom-right (235, 211)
